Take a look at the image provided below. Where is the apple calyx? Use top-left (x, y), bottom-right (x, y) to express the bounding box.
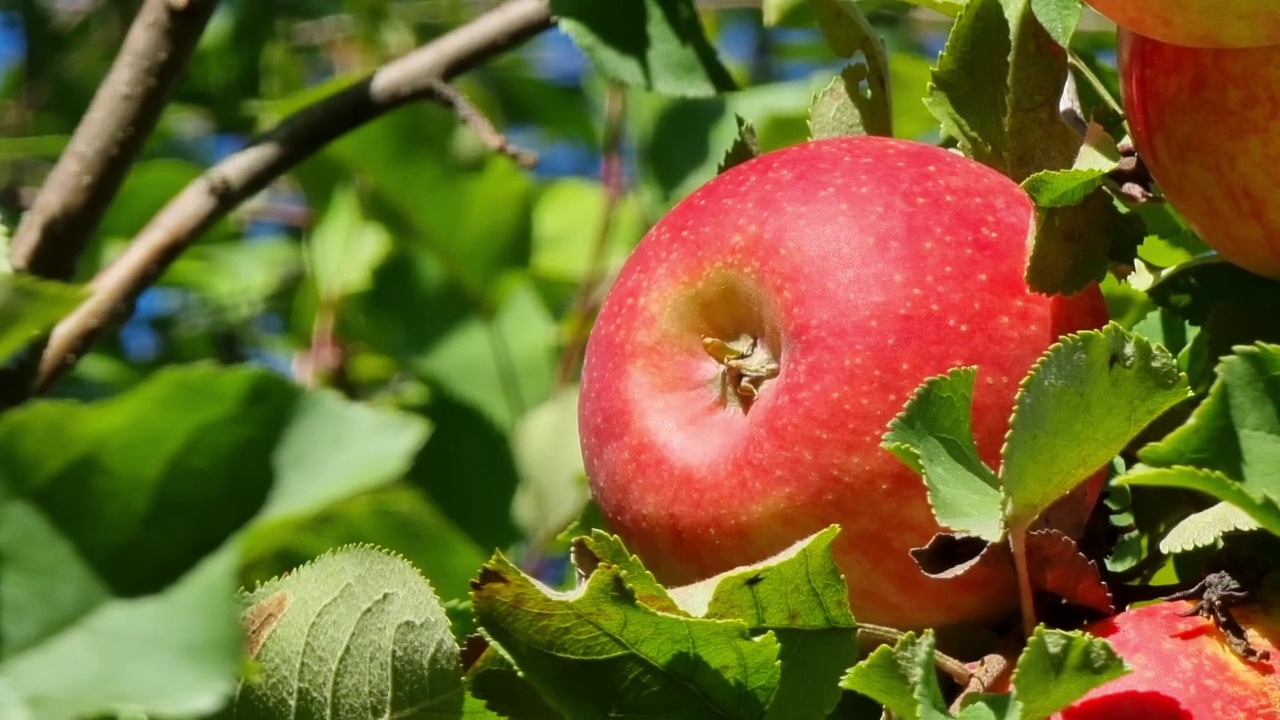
top-left (702, 333), bottom-right (779, 411)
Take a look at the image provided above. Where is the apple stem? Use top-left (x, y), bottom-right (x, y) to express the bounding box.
top-left (857, 622), bottom-right (973, 687)
top-left (702, 333), bottom-right (779, 411)
top-left (1009, 523), bottom-right (1038, 638)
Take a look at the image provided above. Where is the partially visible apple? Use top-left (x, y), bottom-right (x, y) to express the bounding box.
top-left (1120, 31), bottom-right (1280, 280)
top-left (577, 137), bottom-right (1109, 630)
top-left (1087, 1), bottom-right (1280, 48)
top-left (1058, 599), bottom-right (1280, 718)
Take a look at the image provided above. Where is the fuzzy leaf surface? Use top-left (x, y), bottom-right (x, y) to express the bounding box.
top-left (551, 0), bottom-right (735, 97)
top-left (234, 546), bottom-right (464, 719)
top-left (1159, 502), bottom-right (1262, 554)
top-left (883, 368), bottom-right (1003, 541)
top-left (1010, 627), bottom-right (1129, 719)
top-left (1029, 0), bottom-right (1084, 47)
top-left (471, 553), bottom-right (781, 719)
top-left (1001, 326), bottom-right (1189, 529)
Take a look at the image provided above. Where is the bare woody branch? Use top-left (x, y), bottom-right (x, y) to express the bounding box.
top-left (9, 0), bottom-right (220, 280)
top-left (34, 0), bottom-right (555, 395)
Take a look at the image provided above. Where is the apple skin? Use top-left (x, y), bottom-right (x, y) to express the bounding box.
top-left (1086, 0), bottom-right (1280, 48)
top-left (1058, 599), bottom-right (1280, 719)
top-left (577, 137), bottom-right (1109, 630)
top-left (1119, 31), bottom-right (1280, 280)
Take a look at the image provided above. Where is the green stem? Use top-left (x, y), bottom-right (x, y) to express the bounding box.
top-left (1009, 523), bottom-right (1038, 639)
top-left (1067, 50), bottom-right (1125, 119)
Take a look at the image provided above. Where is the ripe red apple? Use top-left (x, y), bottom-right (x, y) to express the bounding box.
top-left (577, 137), bottom-right (1109, 630)
top-left (1058, 599), bottom-right (1280, 718)
top-left (1086, 1), bottom-right (1280, 48)
top-left (1119, 31), bottom-right (1280, 280)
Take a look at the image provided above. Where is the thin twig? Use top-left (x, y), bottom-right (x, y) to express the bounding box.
top-left (33, 0), bottom-right (554, 396)
top-left (857, 623), bottom-right (974, 688)
top-left (9, 0), bottom-right (219, 280)
top-left (425, 79), bottom-right (538, 168)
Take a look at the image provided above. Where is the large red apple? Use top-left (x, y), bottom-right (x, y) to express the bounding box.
top-left (1058, 599), bottom-right (1280, 718)
top-left (577, 137), bottom-right (1108, 629)
top-left (1120, 31), bottom-right (1280, 280)
top-left (1086, 1), bottom-right (1280, 48)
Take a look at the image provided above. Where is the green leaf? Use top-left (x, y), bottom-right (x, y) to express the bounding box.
top-left (260, 389), bottom-right (431, 523)
top-left (0, 365), bottom-right (429, 598)
top-left (416, 278), bottom-right (558, 431)
top-left (898, 0), bottom-right (966, 16)
top-left (0, 548), bottom-right (242, 720)
top-left (839, 631), bottom-right (951, 720)
top-left (235, 546), bottom-right (464, 719)
top-left (575, 532), bottom-right (686, 615)
top-left (465, 643), bottom-right (561, 719)
top-left (883, 368), bottom-right (1003, 541)
top-left (809, 64), bottom-right (893, 140)
top-left (529, 179), bottom-right (644, 286)
top-left (1158, 502), bottom-right (1262, 554)
top-left (1147, 255), bottom-right (1280, 326)
top-left (1029, 0), bottom-right (1084, 48)
top-left (551, 0), bottom-right (736, 97)
top-left (1123, 343), bottom-right (1280, 536)
top-left (0, 362), bottom-right (431, 717)
top-left (924, 0), bottom-right (1079, 182)
top-left (718, 115), bottom-right (761, 174)
top-left (1022, 124), bottom-right (1142, 295)
top-left (0, 365), bottom-right (295, 597)
top-left (667, 528), bottom-right (857, 719)
top-left (1021, 169), bottom-right (1108, 208)
top-left (511, 387), bottom-right (589, 544)
top-left (1024, 192), bottom-right (1146, 295)
top-left (161, 238), bottom-right (302, 324)
top-left (762, 0), bottom-right (811, 26)
top-left (1010, 627), bottom-right (1129, 719)
top-left (306, 185), bottom-right (392, 304)
top-left (1001, 326), bottom-right (1190, 529)
top-left (0, 274), bottom-right (82, 362)
top-left (471, 552), bottom-right (781, 719)
top-left (809, 0), bottom-right (892, 137)
top-left (1123, 466), bottom-right (1280, 537)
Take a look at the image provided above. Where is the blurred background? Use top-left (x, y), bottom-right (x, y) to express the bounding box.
top-left (0, 0), bottom-right (1120, 621)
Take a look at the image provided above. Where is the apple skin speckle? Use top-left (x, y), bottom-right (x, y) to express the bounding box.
top-left (1056, 599), bottom-right (1280, 719)
top-left (578, 136), bottom-right (1109, 630)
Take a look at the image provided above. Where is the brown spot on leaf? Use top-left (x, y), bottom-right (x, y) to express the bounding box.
top-left (243, 591), bottom-right (290, 659)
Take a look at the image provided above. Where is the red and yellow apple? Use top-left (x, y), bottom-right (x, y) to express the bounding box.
top-left (1087, 1), bottom-right (1280, 48)
top-left (1059, 599), bottom-right (1280, 718)
top-left (577, 137), bottom-right (1108, 630)
top-left (1120, 31), bottom-right (1280, 279)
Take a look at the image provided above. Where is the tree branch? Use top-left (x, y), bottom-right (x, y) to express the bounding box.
top-left (9, 0), bottom-right (219, 280)
top-left (34, 0), bottom-right (555, 395)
